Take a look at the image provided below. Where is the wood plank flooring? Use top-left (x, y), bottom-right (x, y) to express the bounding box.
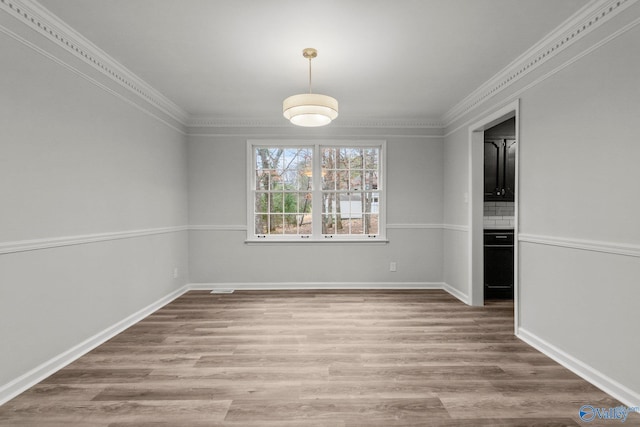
top-left (1, 290), bottom-right (637, 426)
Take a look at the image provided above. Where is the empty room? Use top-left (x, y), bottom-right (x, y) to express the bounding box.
top-left (1, 0), bottom-right (639, 425)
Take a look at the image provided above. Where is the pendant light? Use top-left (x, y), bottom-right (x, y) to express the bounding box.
top-left (283, 48), bottom-right (338, 127)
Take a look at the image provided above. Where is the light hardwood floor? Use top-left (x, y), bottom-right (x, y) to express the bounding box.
top-left (1, 290), bottom-right (637, 426)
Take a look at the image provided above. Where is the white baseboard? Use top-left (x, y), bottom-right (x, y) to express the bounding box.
top-left (441, 282), bottom-right (471, 305)
top-left (189, 282), bottom-right (447, 291)
top-left (194, 282), bottom-right (472, 304)
top-left (517, 327), bottom-right (640, 408)
top-left (0, 285), bottom-right (189, 406)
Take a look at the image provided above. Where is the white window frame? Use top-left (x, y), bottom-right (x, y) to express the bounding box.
top-left (246, 140), bottom-right (387, 243)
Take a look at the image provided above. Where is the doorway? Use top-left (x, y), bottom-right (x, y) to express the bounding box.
top-left (468, 100), bottom-right (519, 330)
top-left (483, 118), bottom-right (516, 300)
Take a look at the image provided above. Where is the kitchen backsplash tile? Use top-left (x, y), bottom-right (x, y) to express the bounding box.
top-left (484, 201), bottom-right (515, 228)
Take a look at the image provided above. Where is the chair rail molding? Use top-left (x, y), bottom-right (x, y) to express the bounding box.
top-left (518, 233), bottom-right (640, 258)
top-left (443, 224), bottom-right (470, 232)
top-left (190, 224), bottom-right (466, 232)
top-left (0, 226), bottom-right (189, 255)
top-left (188, 225), bottom-right (248, 232)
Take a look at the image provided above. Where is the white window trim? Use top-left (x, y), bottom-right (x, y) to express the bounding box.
top-left (246, 139), bottom-right (387, 243)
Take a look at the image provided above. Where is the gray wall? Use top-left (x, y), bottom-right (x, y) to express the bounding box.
top-left (0, 20), bottom-right (188, 388)
top-left (442, 128), bottom-right (470, 297)
top-left (443, 4), bottom-right (640, 400)
top-left (188, 133), bottom-right (444, 285)
top-left (517, 22), bottom-right (640, 395)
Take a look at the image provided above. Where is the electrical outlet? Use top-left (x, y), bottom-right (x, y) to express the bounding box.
top-left (390, 262), bottom-right (397, 272)
top-left (173, 267), bottom-right (178, 279)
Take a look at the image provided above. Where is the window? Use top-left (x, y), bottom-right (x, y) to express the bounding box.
top-left (248, 140), bottom-right (386, 241)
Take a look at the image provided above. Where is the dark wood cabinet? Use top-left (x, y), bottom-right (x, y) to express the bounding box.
top-left (484, 139), bottom-right (516, 201)
top-left (484, 230), bottom-right (514, 299)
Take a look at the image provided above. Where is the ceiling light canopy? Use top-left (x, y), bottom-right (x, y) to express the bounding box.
top-left (283, 48), bottom-right (338, 127)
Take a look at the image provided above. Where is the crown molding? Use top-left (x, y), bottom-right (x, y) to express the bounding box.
top-left (2, 0), bottom-right (636, 132)
top-left (0, 0), bottom-right (189, 125)
top-left (338, 118), bottom-right (445, 129)
top-left (186, 117), bottom-right (445, 130)
top-left (442, 0), bottom-right (637, 126)
top-left (187, 117), bottom-right (287, 128)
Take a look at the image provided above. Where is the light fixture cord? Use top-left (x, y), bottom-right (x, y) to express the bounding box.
top-left (308, 57), bottom-right (312, 94)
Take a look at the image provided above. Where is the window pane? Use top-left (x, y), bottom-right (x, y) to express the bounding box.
top-left (298, 172), bottom-right (312, 191)
top-left (322, 169), bottom-right (349, 190)
top-left (300, 152), bottom-right (313, 189)
top-left (269, 214), bottom-right (284, 234)
top-left (337, 218), bottom-right (351, 234)
top-left (283, 193), bottom-right (297, 213)
top-left (321, 144), bottom-right (380, 236)
top-left (372, 193), bottom-right (380, 214)
top-left (299, 210), bottom-right (312, 234)
top-left (256, 147), bottom-right (312, 191)
top-left (283, 148), bottom-right (309, 189)
top-left (255, 192), bottom-right (269, 213)
top-left (283, 214), bottom-right (299, 234)
top-left (364, 214), bottom-right (379, 234)
top-left (255, 215), bottom-right (268, 234)
top-left (339, 194), bottom-right (351, 219)
top-left (322, 169), bottom-right (336, 190)
top-left (361, 192), bottom-right (376, 214)
top-left (256, 148), bottom-right (283, 170)
top-left (268, 193), bottom-right (283, 213)
top-left (321, 148), bottom-right (336, 191)
top-left (332, 170), bottom-right (345, 190)
top-left (348, 148), bottom-right (363, 169)
top-left (322, 214), bottom-right (336, 234)
top-left (251, 143), bottom-right (383, 239)
top-left (350, 170), bottom-right (362, 190)
top-left (255, 170), bottom-right (270, 191)
top-left (270, 174), bottom-right (284, 190)
top-left (302, 192), bottom-right (312, 213)
top-left (320, 147), bottom-right (335, 169)
top-left (364, 148), bottom-right (378, 170)
top-left (323, 192), bottom-right (337, 215)
top-left (336, 148), bottom-right (349, 169)
top-left (321, 147), bottom-right (335, 169)
top-left (254, 191), bottom-right (312, 236)
top-left (365, 171), bottom-right (378, 190)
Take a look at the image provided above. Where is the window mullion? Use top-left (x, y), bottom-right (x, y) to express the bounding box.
top-left (311, 144), bottom-right (322, 239)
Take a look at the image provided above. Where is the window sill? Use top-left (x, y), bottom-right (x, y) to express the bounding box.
top-left (245, 238), bottom-right (389, 245)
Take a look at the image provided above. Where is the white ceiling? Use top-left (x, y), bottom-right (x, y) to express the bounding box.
top-left (37, 0), bottom-right (587, 125)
